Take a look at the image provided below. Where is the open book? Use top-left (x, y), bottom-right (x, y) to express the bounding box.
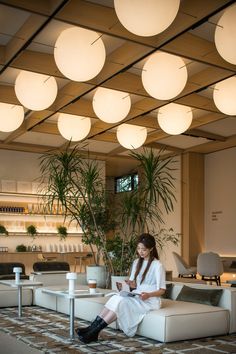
top-left (105, 281), bottom-right (141, 297)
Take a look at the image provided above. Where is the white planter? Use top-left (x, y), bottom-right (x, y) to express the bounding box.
top-left (111, 275), bottom-right (128, 290)
top-left (86, 265), bottom-right (107, 288)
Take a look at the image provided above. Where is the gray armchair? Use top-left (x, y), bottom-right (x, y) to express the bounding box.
top-left (197, 252), bottom-right (224, 286)
top-left (172, 252), bottom-right (197, 278)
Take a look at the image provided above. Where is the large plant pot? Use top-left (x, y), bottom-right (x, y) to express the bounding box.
top-left (111, 275), bottom-right (128, 290)
top-left (86, 265), bottom-right (107, 288)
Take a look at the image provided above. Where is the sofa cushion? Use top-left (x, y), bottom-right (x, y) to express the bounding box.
top-left (0, 284), bottom-right (33, 307)
top-left (0, 274), bottom-right (29, 280)
top-left (0, 262), bottom-right (27, 276)
top-left (138, 299), bottom-right (229, 342)
top-left (33, 261), bottom-right (70, 272)
top-left (162, 283), bottom-right (173, 299)
top-left (176, 285), bottom-right (223, 306)
top-left (30, 272), bottom-right (86, 287)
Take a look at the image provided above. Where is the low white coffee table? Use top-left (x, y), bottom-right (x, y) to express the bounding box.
top-left (42, 288), bottom-right (105, 340)
top-left (0, 279), bottom-right (43, 317)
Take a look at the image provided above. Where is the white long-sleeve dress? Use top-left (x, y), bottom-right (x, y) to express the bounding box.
top-left (105, 258), bottom-right (166, 336)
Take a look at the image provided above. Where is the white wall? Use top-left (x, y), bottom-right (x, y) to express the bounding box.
top-left (0, 149), bottom-right (105, 252)
top-left (0, 150), bottom-right (42, 182)
top-left (205, 147), bottom-right (236, 256)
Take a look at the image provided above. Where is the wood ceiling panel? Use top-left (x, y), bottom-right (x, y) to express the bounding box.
top-left (0, 0), bottom-right (236, 168)
top-left (163, 32), bottom-right (236, 71)
top-left (5, 14), bottom-right (46, 64)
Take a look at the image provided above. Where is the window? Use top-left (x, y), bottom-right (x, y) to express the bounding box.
top-left (115, 173), bottom-right (138, 193)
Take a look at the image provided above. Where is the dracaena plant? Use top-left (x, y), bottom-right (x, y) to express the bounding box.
top-left (39, 144), bottom-right (179, 279)
top-left (106, 148), bottom-right (180, 276)
top-left (39, 144), bottom-right (116, 275)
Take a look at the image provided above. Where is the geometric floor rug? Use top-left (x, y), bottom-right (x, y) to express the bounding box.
top-left (0, 306), bottom-right (236, 353)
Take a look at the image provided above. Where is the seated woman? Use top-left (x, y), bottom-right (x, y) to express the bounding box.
top-left (76, 233), bottom-right (166, 343)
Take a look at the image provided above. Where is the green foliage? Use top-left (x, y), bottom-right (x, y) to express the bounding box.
top-left (111, 148), bottom-right (179, 275)
top-left (57, 225), bottom-right (67, 240)
top-left (0, 224), bottom-right (8, 236)
top-left (106, 234), bottom-right (137, 276)
top-left (119, 149), bottom-right (177, 234)
top-left (39, 144), bottom-right (179, 278)
top-left (16, 244), bottom-right (27, 252)
top-left (26, 224), bottom-right (38, 239)
top-left (39, 143), bottom-right (115, 273)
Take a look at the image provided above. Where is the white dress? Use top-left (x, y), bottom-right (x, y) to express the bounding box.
top-left (105, 258), bottom-right (166, 337)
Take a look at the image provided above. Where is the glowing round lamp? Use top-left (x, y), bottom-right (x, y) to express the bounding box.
top-left (114, 0), bottom-right (180, 37)
top-left (15, 71), bottom-right (57, 111)
top-left (158, 103), bottom-right (192, 135)
top-left (142, 52), bottom-right (187, 100)
top-left (117, 123), bottom-right (147, 149)
top-left (213, 76), bottom-right (236, 115)
top-left (58, 113), bottom-right (91, 141)
top-left (215, 4), bottom-right (236, 65)
top-left (54, 27), bottom-right (106, 81)
top-left (93, 88), bottom-right (131, 123)
top-left (0, 103), bottom-right (24, 132)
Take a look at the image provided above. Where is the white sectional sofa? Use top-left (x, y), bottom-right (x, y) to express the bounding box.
top-left (0, 270), bottom-right (235, 342)
top-left (0, 284), bottom-right (32, 308)
top-left (28, 272), bottom-right (236, 343)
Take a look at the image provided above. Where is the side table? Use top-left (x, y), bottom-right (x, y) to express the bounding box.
top-left (42, 288), bottom-right (104, 340)
top-left (0, 279), bottom-right (43, 317)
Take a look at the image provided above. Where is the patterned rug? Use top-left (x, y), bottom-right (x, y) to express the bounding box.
top-left (0, 306), bottom-right (236, 353)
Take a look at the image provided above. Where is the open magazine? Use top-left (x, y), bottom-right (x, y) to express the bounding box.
top-left (105, 281), bottom-right (141, 297)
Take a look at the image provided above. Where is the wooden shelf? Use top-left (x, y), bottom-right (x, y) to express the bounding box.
top-left (5, 232), bottom-right (83, 237)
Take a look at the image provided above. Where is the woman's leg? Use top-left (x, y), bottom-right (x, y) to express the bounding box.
top-left (99, 307), bottom-right (117, 324)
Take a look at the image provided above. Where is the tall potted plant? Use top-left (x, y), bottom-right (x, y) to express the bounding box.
top-left (39, 144), bottom-right (116, 286)
top-left (108, 148), bottom-right (180, 281)
top-left (39, 145), bottom-right (178, 287)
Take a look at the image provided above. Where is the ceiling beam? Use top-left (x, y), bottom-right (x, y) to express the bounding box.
top-left (184, 128), bottom-right (226, 141)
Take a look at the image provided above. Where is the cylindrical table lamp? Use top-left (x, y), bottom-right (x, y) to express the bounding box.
top-left (66, 272), bottom-right (77, 294)
top-left (13, 267), bottom-right (22, 283)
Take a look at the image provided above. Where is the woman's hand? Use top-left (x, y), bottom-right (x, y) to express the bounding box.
top-left (125, 280), bottom-right (136, 289)
top-left (140, 292), bottom-right (150, 301)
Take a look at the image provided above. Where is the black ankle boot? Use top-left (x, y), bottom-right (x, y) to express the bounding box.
top-left (79, 318), bottom-right (108, 344)
top-left (76, 316), bottom-right (102, 336)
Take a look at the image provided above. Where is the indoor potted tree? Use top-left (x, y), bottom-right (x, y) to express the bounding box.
top-left (107, 148), bottom-right (180, 286)
top-left (39, 144), bottom-right (115, 287)
top-left (39, 144), bottom-right (178, 287)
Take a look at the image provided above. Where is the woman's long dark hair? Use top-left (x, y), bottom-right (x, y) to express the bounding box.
top-left (134, 233), bottom-right (159, 284)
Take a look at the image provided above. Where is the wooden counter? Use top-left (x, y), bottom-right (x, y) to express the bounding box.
top-left (0, 251), bottom-right (93, 275)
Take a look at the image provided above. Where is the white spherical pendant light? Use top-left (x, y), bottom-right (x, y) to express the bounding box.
top-left (142, 52), bottom-right (187, 100)
top-left (15, 71), bottom-right (57, 111)
top-left (0, 103), bottom-right (24, 132)
top-left (213, 76), bottom-right (236, 115)
top-left (157, 103), bottom-right (192, 135)
top-left (215, 4), bottom-right (236, 65)
top-left (93, 88), bottom-right (131, 123)
top-left (54, 27), bottom-right (106, 81)
top-left (58, 113), bottom-right (91, 141)
top-left (114, 0), bottom-right (180, 37)
top-left (117, 123), bottom-right (147, 149)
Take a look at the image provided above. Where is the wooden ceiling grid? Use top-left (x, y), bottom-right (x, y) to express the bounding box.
top-left (0, 0), bottom-right (235, 174)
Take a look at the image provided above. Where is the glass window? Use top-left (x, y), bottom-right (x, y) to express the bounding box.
top-left (115, 173), bottom-right (138, 193)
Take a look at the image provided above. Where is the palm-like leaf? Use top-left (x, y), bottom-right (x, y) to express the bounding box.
top-left (118, 148), bottom-right (177, 234)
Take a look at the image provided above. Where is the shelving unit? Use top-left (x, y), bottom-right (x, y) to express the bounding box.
top-left (0, 191), bottom-right (81, 234)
